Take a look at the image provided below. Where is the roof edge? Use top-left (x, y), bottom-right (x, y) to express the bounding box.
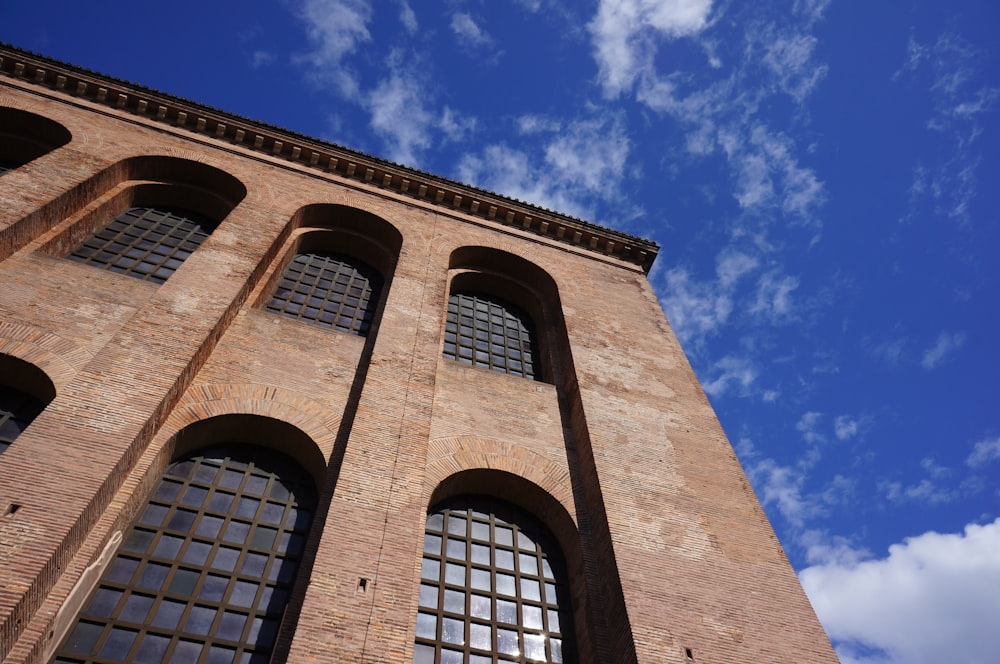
top-left (0, 44), bottom-right (660, 273)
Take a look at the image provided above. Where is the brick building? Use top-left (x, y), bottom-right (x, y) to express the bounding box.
top-left (0, 45), bottom-right (838, 663)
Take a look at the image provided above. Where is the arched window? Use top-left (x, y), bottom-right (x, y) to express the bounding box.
top-left (67, 206), bottom-right (218, 284)
top-left (0, 385), bottom-right (46, 454)
top-left (414, 496), bottom-right (574, 663)
top-left (54, 445), bottom-right (316, 663)
top-left (264, 251), bottom-right (383, 337)
top-left (443, 293), bottom-right (538, 380)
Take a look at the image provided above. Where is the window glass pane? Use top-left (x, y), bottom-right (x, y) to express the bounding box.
top-left (413, 496), bottom-right (574, 662)
top-left (67, 206), bottom-right (217, 283)
top-left (264, 252), bottom-right (383, 337)
top-left (442, 293), bottom-right (540, 380)
top-left (54, 445), bottom-right (317, 662)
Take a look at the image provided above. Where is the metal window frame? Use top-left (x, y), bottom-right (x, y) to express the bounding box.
top-left (264, 251), bottom-right (383, 337)
top-left (442, 293), bottom-right (538, 380)
top-left (53, 445), bottom-right (317, 664)
top-left (414, 497), bottom-right (573, 664)
top-left (67, 206), bottom-right (216, 284)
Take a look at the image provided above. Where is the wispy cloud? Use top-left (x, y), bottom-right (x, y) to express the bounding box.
top-left (291, 0), bottom-right (373, 98)
top-left (456, 114), bottom-right (631, 219)
top-left (397, 0), bottom-right (417, 33)
top-left (880, 477), bottom-right (957, 506)
top-left (702, 355), bottom-right (758, 398)
top-left (659, 267), bottom-right (733, 343)
top-left (367, 70), bottom-right (434, 165)
top-left (250, 51), bottom-right (277, 68)
top-left (966, 435), bottom-right (1000, 468)
top-left (800, 519), bottom-right (1000, 664)
top-left (751, 270), bottom-right (799, 321)
top-left (589, 0), bottom-right (715, 97)
top-left (920, 330), bottom-right (966, 369)
top-left (897, 32), bottom-right (999, 224)
top-left (451, 12), bottom-right (495, 49)
top-left (833, 415), bottom-right (859, 441)
top-left (863, 335), bottom-right (907, 367)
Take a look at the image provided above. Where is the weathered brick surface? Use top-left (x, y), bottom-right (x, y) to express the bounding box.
top-left (0, 49), bottom-right (837, 664)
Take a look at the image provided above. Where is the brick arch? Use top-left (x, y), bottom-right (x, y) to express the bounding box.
top-left (163, 383), bottom-right (340, 473)
top-left (0, 321), bottom-right (90, 391)
top-left (425, 435), bottom-right (576, 523)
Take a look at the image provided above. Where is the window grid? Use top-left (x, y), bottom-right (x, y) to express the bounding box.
top-left (54, 446), bottom-right (316, 664)
top-left (443, 293), bottom-right (537, 380)
top-left (0, 385), bottom-right (46, 454)
top-left (68, 207), bottom-right (216, 284)
top-left (414, 498), bottom-right (572, 664)
top-left (265, 252), bottom-right (382, 337)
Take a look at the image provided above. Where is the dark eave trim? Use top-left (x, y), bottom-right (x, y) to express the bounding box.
top-left (0, 44), bottom-right (659, 272)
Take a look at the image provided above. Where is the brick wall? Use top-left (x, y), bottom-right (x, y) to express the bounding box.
top-left (0, 55), bottom-right (837, 664)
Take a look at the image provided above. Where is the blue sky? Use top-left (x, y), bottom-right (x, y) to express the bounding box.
top-left (3, 1), bottom-right (998, 662)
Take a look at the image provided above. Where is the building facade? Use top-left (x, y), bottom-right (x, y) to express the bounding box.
top-left (0, 46), bottom-right (838, 663)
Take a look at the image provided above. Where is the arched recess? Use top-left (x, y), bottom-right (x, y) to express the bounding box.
top-left (163, 384), bottom-right (340, 488)
top-left (0, 352), bottom-right (57, 454)
top-left (52, 435), bottom-right (321, 664)
top-left (420, 469), bottom-right (596, 664)
top-left (445, 247), bottom-right (568, 385)
top-left (255, 204), bottom-right (402, 339)
top-left (0, 107), bottom-right (72, 172)
top-left (2, 154), bottom-right (245, 265)
top-left (32, 156), bottom-right (248, 283)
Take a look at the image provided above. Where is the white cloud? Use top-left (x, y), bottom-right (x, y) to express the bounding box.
top-left (250, 50), bottom-right (277, 68)
top-left (715, 249), bottom-right (759, 287)
top-left (864, 335), bottom-right (907, 367)
top-left (451, 12), bottom-right (494, 49)
top-left (833, 415), bottom-right (858, 441)
top-left (397, 0), bottom-right (417, 33)
top-left (897, 32), bottom-right (999, 224)
top-left (800, 519), bottom-right (1000, 664)
top-left (456, 115), bottom-right (631, 219)
top-left (439, 107), bottom-right (477, 143)
top-left (543, 118), bottom-right (630, 194)
top-left (702, 355), bottom-right (757, 398)
top-left (751, 270), bottom-right (799, 320)
top-left (881, 478), bottom-right (957, 505)
top-left (367, 73), bottom-right (433, 165)
top-left (746, 457), bottom-right (816, 528)
top-left (291, 0), bottom-right (373, 98)
top-left (589, 0), bottom-right (714, 96)
top-left (659, 267), bottom-right (733, 344)
top-left (517, 114), bottom-right (562, 135)
top-left (966, 435), bottom-right (1000, 468)
top-left (514, 0), bottom-right (542, 11)
top-left (760, 31), bottom-right (828, 101)
top-left (796, 411), bottom-right (825, 445)
top-left (920, 330), bottom-right (966, 369)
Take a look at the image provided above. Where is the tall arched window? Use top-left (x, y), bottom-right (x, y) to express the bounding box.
top-left (414, 496), bottom-right (574, 663)
top-left (443, 293), bottom-right (538, 380)
top-left (54, 445), bottom-right (316, 663)
top-left (67, 206), bottom-right (218, 284)
top-left (264, 251), bottom-right (383, 337)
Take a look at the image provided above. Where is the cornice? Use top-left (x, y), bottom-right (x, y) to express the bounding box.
top-left (0, 44), bottom-right (659, 273)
